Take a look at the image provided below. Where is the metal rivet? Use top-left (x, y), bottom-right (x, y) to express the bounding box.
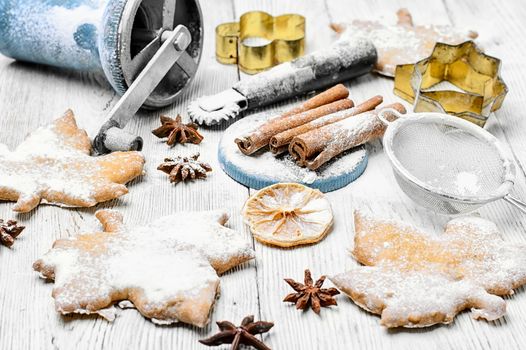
top-left (174, 33), bottom-right (191, 51)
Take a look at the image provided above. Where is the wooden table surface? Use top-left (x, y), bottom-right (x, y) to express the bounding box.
top-left (2, 0), bottom-right (526, 349)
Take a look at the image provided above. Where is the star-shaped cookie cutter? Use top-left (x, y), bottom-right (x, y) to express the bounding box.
top-left (215, 11), bottom-right (305, 74)
top-left (394, 41), bottom-right (508, 126)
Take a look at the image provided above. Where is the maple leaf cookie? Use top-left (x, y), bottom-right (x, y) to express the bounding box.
top-left (331, 8), bottom-right (477, 76)
top-left (330, 211), bottom-right (526, 328)
top-left (0, 110), bottom-right (145, 212)
top-left (33, 209), bottom-right (254, 327)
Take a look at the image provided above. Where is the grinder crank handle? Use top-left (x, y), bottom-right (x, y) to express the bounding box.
top-left (233, 38), bottom-right (378, 110)
top-left (93, 24), bottom-right (196, 154)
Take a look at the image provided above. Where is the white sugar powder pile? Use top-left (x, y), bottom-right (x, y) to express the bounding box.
top-left (454, 171), bottom-right (481, 196)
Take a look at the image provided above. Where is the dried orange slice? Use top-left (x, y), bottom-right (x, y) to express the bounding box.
top-left (242, 183), bottom-right (333, 247)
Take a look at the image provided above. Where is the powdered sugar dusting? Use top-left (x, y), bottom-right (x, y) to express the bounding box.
top-left (0, 123), bottom-right (94, 201)
top-left (330, 211), bottom-right (526, 328)
top-left (454, 171), bottom-right (481, 196)
top-left (145, 211), bottom-right (254, 271)
top-left (219, 110), bottom-right (367, 186)
top-left (301, 107), bottom-right (354, 129)
top-left (325, 110), bottom-right (380, 149)
top-left (0, 113), bottom-right (144, 212)
top-left (34, 209), bottom-right (254, 326)
top-left (234, 37), bottom-right (376, 107)
top-left (299, 109), bottom-right (387, 170)
top-left (338, 20), bottom-right (476, 76)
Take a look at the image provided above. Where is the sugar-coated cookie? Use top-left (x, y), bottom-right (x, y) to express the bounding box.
top-left (33, 209), bottom-right (255, 327)
top-left (330, 211), bottom-right (526, 328)
top-left (0, 110), bottom-right (145, 212)
top-left (332, 9), bottom-right (477, 76)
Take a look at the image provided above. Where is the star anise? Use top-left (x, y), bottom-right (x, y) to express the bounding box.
top-left (0, 219), bottom-right (25, 248)
top-left (283, 269), bottom-right (340, 314)
top-left (152, 114), bottom-right (203, 146)
top-left (157, 153), bottom-right (212, 184)
top-left (199, 315), bottom-right (274, 350)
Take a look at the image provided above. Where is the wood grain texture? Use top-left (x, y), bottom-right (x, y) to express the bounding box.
top-left (1, 0), bottom-right (526, 349)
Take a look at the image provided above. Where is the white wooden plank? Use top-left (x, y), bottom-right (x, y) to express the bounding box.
top-left (2, 0), bottom-right (526, 349)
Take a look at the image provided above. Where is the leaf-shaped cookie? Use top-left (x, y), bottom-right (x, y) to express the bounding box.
top-left (33, 209), bottom-right (255, 327)
top-left (330, 211), bottom-right (526, 328)
top-left (0, 110), bottom-right (145, 212)
top-left (331, 8), bottom-right (478, 76)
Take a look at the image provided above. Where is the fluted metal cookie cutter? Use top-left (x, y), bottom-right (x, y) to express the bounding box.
top-left (215, 11), bottom-right (305, 74)
top-left (394, 41), bottom-right (508, 127)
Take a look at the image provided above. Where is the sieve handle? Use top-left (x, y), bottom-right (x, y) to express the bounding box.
top-left (377, 108), bottom-right (403, 126)
top-left (504, 195), bottom-right (526, 214)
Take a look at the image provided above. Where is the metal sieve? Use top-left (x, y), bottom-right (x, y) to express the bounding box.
top-left (378, 109), bottom-right (526, 215)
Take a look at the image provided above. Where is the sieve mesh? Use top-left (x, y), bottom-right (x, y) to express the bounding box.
top-left (382, 112), bottom-right (515, 215)
top-left (392, 122), bottom-right (505, 197)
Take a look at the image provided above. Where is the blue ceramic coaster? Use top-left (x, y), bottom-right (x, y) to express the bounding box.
top-left (218, 112), bottom-right (368, 192)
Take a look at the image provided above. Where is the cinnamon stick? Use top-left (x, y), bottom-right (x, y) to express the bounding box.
top-left (235, 84), bottom-right (350, 155)
top-left (289, 103), bottom-right (406, 170)
top-left (269, 95), bottom-right (383, 154)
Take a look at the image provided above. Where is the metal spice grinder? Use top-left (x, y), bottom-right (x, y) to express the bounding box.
top-left (0, 0), bottom-right (203, 153)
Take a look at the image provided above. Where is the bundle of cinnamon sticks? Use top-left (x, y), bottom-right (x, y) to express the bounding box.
top-left (235, 84), bottom-right (406, 170)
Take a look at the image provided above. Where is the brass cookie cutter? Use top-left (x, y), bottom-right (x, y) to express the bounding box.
top-left (394, 41), bottom-right (508, 127)
top-left (215, 11), bottom-right (305, 74)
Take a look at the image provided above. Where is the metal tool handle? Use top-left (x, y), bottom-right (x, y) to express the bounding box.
top-left (93, 24), bottom-right (194, 154)
top-left (233, 38), bottom-right (377, 109)
top-left (504, 195), bottom-right (526, 214)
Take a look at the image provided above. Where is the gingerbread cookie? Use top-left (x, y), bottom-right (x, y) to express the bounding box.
top-left (33, 209), bottom-right (254, 326)
top-left (242, 183), bottom-right (333, 247)
top-left (331, 8), bottom-right (478, 76)
top-left (0, 110), bottom-right (145, 212)
top-left (330, 211), bottom-right (526, 328)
